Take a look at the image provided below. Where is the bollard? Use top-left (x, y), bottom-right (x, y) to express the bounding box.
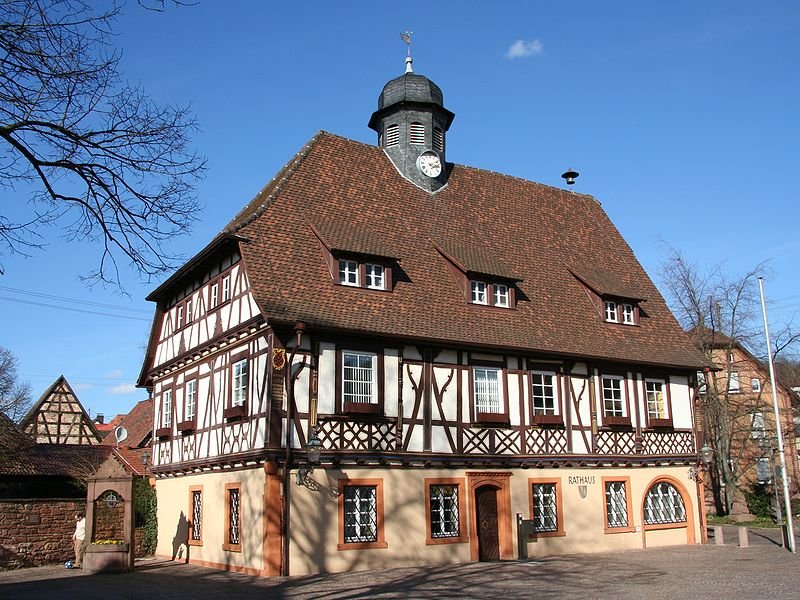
top-left (714, 525), bottom-right (724, 545)
top-left (738, 526), bottom-right (749, 548)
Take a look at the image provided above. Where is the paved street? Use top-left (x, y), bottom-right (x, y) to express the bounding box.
top-left (1, 528), bottom-right (798, 600)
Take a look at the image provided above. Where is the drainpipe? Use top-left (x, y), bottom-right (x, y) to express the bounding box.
top-left (282, 321), bottom-right (307, 576)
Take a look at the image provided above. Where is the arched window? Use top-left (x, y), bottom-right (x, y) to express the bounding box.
top-left (643, 481), bottom-right (686, 525)
top-left (433, 127), bottom-right (444, 152)
top-left (385, 124), bottom-right (399, 147)
top-left (409, 122), bottom-right (425, 145)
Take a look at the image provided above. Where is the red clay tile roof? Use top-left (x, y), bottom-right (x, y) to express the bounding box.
top-left (214, 132), bottom-right (706, 369)
top-left (101, 398), bottom-right (153, 449)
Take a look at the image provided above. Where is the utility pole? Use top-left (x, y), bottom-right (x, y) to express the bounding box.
top-left (758, 277), bottom-right (795, 552)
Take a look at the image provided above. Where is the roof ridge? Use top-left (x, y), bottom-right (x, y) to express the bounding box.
top-left (224, 131), bottom-right (328, 233)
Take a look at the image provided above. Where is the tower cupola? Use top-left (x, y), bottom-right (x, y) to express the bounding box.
top-left (368, 55), bottom-right (454, 193)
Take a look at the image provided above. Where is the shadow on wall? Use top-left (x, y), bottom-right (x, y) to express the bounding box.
top-left (172, 511), bottom-right (189, 563)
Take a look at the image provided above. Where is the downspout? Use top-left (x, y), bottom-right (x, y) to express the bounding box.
top-left (282, 321), bottom-right (307, 576)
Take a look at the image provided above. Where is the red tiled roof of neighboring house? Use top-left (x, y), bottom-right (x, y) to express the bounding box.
top-left (146, 132), bottom-right (707, 371)
top-left (112, 447), bottom-right (149, 477)
top-left (99, 398), bottom-right (153, 449)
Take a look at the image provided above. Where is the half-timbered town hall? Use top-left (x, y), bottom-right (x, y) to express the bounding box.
top-left (138, 53), bottom-right (709, 576)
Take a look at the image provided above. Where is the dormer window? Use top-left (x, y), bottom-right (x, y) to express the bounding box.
top-left (494, 284), bottom-right (509, 308)
top-left (409, 122), bottom-right (425, 145)
top-left (339, 259), bottom-right (359, 286)
top-left (385, 124), bottom-right (399, 147)
top-left (365, 264), bottom-right (384, 290)
top-left (433, 127), bottom-right (444, 152)
top-left (604, 299), bottom-right (638, 325)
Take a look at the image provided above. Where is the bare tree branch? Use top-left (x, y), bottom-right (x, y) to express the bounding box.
top-left (0, 0), bottom-right (205, 287)
top-left (0, 346), bottom-right (32, 421)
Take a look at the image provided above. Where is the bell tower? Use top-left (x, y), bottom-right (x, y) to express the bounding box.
top-left (368, 51), bottom-right (455, 193)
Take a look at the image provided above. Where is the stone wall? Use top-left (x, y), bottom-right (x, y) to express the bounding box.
top-left (0, 499), bottom-right (84, 570)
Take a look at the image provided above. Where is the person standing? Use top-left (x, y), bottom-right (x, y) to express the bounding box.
top-left (73, 512), bottom-right (86, 568)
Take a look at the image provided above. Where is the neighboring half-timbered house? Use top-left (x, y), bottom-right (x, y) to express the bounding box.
top-left (138, 55), bottom-right (710, 577)
top-left (20, 376), bottom-right (102, 445)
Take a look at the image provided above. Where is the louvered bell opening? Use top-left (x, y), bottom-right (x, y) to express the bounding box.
top-left (409, 122), bottom-right (425, 145)
top-left (433, 127), bottom-right (444, 153)
top-left (385, 124), bottom-right (400, 147)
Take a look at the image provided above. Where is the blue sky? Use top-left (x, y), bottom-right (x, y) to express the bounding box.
top-left (2, 1), bottom-right (799, 420)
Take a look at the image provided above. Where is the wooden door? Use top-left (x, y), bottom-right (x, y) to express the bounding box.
top-left (475, 485), bottom-right (500, 561)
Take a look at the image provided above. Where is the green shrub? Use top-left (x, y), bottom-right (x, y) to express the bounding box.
top-left (134, 478), bottom-right (157, 555)
top-left (744, 483), bottom-right (774, 519)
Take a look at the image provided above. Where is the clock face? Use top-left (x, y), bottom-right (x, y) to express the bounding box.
top-left (417, 151), bottom-right (442, 178)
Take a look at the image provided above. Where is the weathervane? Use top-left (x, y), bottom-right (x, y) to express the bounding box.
top-left (400, 31), bottom-right (413, 72)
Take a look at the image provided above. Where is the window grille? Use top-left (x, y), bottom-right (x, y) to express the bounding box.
top-left (385, 124), bottom-right (399, 147)
top-left (228, 488), bottom-right (240, 545)
top-left (430, 485), bottom-right (460, 538)
top-left (339, 259), bottom-right (359, 286)
top-left (605, 481), bottom-right (628, 528)
top-left (366, 264), bottom-right (384, 289)
top-left (409, 122), bottom-right (425, 145)
top-left (643, 482), bottom-right (686, 525)
top-left (605, 301), bottom-right (618, 322)
top-left (191, 491), bottom-right (202, 541)
top-left (232, 359), bottom-right (248, 407)
top-left (532, 483), bottom-right (558, 532)
top-left (185, 380), bottom-right (197, 420)
top-left (602, 377), bottom-right (624, 417)
top-left (343, 486), bottom-right (377, 543)
top-left (474, 368), bottom-right (502, 414)
top-left (532, 372), bottom-right (557, 415)
top-left (645, 380), bottom-right (666, 420)
top-left (494, 284), bottom-right (509, 307)
top-left (433, 127), bottom-right (444, 152)
top-left (162, 389), bottom-right (172, 427)
top-left (343, 352), bottom-right (375, 404)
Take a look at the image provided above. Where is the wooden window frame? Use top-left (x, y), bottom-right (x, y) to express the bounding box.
top-left (600, 373), bottom-right (631, 427)
top-left (643, 377), bottom-right (673, 429)
top-left (222, 482), bottom-right (242, 552)
top-left (156, 387), bottom-right (173, 439)
top-left (337, 478), bottom-right (388, 550)
top-left (602, 477), bottom-right (635, 534)
top-left (176, 304), bottom-right (184, 329)
top-left (470, 364), bottom-right (509, 424)
top-left (222, 273), bottom-right (232, 303)
top-left (224, 349), bottom-right (249, 420)
top-left (178, 379), bottom-right (197, 433)
top-left (188, 486), bottom-right (203, 546)
top-left (336, 347), bottom-right (384, 415)
top-left (365, 263), bottom-right (385, 290)
top-left (424, 477), bottom-right (468, 545)
top-left (207, 268), bottom-right (234, 313)
top-left (528, 478), bottom-right (565, 538)
top-left (530, 369), bottom-right (563, 425)
top-left (470, 279), bottom-right (515, 309)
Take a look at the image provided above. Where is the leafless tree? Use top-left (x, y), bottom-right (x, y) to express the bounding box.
top-left (660, 246), bottom-right (798, 515)
top-left (0, 0), bottom-right (205, 286)
top-left (0, 346), bottom-right (32, 421)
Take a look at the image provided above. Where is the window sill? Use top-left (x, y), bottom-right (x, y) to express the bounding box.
top-left (343, 402), bottom-right (382, 415)
top-left (527, 529), bottom-right (566, 539)
top-left (604, 525), bottom-right (636, 534)
top-left (475, 412), bottom-right (510, 424)
top-left (188, 539), bottom-right (203, 547)
top-left (643, 521), bottom-right (687, 531)
top-left (221, 543), bottom-right (242, 552)
top-left (177, 420), bottom-right (196, 434)
top-left (602, 416), bottom-right (632, 428)
top-left (425, 535), bottom-right (468, 546)
top-left (337, 540), bottom-right (388, 551)
top-left (531, 414), bottom-right (563, 426)
top-left (155, 427), bottom-right (171, 440)
top-left (647, 419), bottom-right (673, 430)
top-left (224, 405), bottom-right (247, 421)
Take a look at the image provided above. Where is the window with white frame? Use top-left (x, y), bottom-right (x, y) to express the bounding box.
top-left (222, 275), bottom-right (231, 302)
top-left (177, 304), bottom-right (184, 328)
top-left (728, 371), bottom-right (740, 393)
top-left (343, 485), bottom-right (378, 543)
top-left (162, 389), bottom-right (172, 427)
top-left (751, 412), bottom-right (766, 439)
top-left (232, 359), bottom-right (248, 407)
top-left (342, 351), bottom-right (377, 405)
top-left (365, 264), bottom-right (384, 290)
top-left (210, 282), bottom-right (219, 309)
top-left (186, 299), bottom-right (193, 324)
top-left (621, 303), bottom-right (635, 324)
top-left (605, 481), bottom-right (629, 528)
top-left (643, 482), bottom-right (686, 525)
top-left (601, 376), bottom-right (626, 418)
top-left (339, 259), bottom-right (359, 287)
top-left (531, 482), bottom-right (558, 533)
top-left (494, 284), bottom-right (509, 308)
top-left (473, 367), bottom-right (503, 415)
top-left (185, 380), bottom-right (197, 421)
top-left (471, 281), bottom-right (488, 305)
top-left (751, 378), bottom-right (761, 393)
top-left (604, 301), bottom-right (618, 323)
top-left (429, 484), bottom-right (460, 539)
top-left (645, 379), bottom-right (668, 421)
top-left (531, 371), bottom-right (558, 416)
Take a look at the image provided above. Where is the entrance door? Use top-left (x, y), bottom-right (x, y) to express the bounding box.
top-left (475, 485), bottom-right (499, 561)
